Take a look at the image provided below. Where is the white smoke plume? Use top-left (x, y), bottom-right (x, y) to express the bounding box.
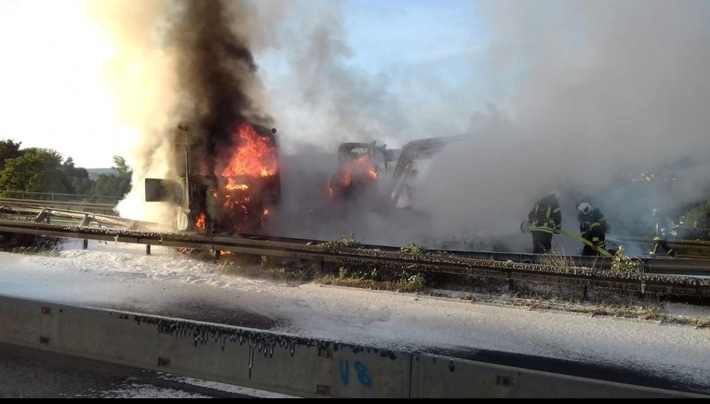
top-left (415, 0), bottom-right (710, 252)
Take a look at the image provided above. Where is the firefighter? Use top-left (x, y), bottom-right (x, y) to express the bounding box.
top-left (649, 208), bottom-right (678, 258)
top-left (527, 191), bottom-right (562, 254)
top-left (576, 201), bottom-right (609, 256)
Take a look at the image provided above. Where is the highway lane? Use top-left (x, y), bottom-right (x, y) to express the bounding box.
top-left (0, 341), bottom-right (293, 398)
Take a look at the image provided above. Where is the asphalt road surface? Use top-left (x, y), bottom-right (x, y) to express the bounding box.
top-left (0, 342), bottom-right (291, 398)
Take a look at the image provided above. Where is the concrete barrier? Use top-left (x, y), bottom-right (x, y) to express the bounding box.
top-left (410, 353), bottom-right (696, 398)
top-left (0, 294), bottom-right (704, 398)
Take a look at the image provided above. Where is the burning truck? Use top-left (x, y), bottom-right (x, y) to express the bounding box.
top-left (325, 136), bottom-right (466, 211)
top-left (146, 121), bottom-right (281, 235)
top-left (326, 141), bottom-right (389, 203)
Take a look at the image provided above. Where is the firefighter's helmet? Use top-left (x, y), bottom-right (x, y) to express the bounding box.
top-left (577, 202), bottom-right (592, 215)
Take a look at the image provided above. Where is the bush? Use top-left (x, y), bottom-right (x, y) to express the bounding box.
top-left (404, 273), bottom-right (426, 290)
top-left (610, 245), bottom-right (644, 274)
top-left (321, 233), bottom-right (362, 252)
top-left (399, 242), bottom-right (427, 257)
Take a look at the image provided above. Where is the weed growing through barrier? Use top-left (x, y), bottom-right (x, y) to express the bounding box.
top-left (404, 273), bottom-right (426, 290)
top-left (328, 266), bottom-right (425, 292)
top-left (536, 245), bottom-right (580, 269)
top-left (610, 246), bottom-right (644, 274)
top-left (399, 242), bottom-right (427, 257)
top-left (321, 233), bottom-right (362, 252)
top-left (337, 266), bottom-right (382, 282)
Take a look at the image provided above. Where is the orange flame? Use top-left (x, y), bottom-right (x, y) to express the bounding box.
top-left (195, 211), bottom-right (206, 230)
top-left (226, 184), bottom-right (249, 191)
top-left (221, 122), bottom-right (278, 186)
top-left (214, 121), bottom-right (280, 232)
top-left (327, 152), bottom-right (378, 199)
top-left (346, 154), bottom-right (378, 183)
top-left (368, 168), bottom-right (378, 180)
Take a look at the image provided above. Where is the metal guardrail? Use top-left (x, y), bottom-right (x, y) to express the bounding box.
top-left (1, 203), bottom-right (710, 276)
top-left (0, 219), bottom-right (708, 305)
top-left (0, 191), bottom-right (120, 205)
top-left (0, 198), bottom-right (118, 215)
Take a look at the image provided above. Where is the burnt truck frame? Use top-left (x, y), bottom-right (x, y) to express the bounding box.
top-left (145, 122), bottom-right (281, 234)
top-left (323, 135), bottom-right (466, 214)
top-left (327, 141), bottom-right (393, 202)
top-left (387, 135), bottom-right (466, 209)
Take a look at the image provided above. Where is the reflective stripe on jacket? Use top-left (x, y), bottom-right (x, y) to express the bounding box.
top-left (528, 198), bottom-right (561, 233)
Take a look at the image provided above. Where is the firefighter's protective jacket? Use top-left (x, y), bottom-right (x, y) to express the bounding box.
top-left (528, 194), bottom-right (562, 234)
top-left (652, 214), bottom-right (675, 241)
top-left (578, 208), bottom-right (609, 246)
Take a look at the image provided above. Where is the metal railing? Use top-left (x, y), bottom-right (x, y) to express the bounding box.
top-left (0, 190), bottom-right (121, 205)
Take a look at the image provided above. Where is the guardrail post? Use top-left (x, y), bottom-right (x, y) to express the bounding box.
top-left (507, 271), bottom-right (514, 292)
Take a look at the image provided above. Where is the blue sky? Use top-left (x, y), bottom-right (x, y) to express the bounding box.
top-left (342, 0), bottom-right (486, 74)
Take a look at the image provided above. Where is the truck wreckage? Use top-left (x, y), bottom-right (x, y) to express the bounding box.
top-left (145, 121), bottom-right (281, 235)
top-left (144, 121), bottom-right (463, 237)
top-left (325, 136), bottom-right (466, 211)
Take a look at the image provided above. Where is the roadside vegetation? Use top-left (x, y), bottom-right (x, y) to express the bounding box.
top-left (320, 233), bottom-right (362, 251)
top-left (610, 245), bottom-right (644, 274)
top-left (0, 139), bottom-right (131, 202)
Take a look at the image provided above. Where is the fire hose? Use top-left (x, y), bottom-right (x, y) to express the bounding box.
top-left (520, 220), bottom-right (613, 257)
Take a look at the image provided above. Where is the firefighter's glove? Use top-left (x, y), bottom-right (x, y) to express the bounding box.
top-left (553, 228), bottom-right (561, 234)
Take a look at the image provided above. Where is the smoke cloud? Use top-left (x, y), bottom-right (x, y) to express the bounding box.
top-left (87, 0), bottom-right (277, 227)
top-left (89, 0), bottom-right (710, 254)
top-left (416, 0), bottom-right (710, 253)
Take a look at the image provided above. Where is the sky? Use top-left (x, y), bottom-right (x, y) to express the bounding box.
top-left (0, 239), bottom-right (709, 397)
top-left (0, 0), bottom-right (485, 169)
top-left (1, 0), bottom-right (709, 253)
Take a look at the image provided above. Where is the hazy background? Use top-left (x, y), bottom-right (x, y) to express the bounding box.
top-left (1, 0), bottom-right (708, 253)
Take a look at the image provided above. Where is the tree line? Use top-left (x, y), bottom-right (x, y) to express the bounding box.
top-left (0, 139), bottom-right (131, 203)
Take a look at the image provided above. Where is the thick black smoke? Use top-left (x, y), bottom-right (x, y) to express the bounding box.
top-left (92, 0), bottom-right (277, 228)
top-left (167, 0), bottom-right (273, 176)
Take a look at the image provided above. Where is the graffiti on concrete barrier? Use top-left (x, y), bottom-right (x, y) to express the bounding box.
top-left (339, 359), bottom-right (373, 388)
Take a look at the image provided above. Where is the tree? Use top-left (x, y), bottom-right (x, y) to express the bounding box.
top-left (93, 155), bottom-right (132, 200)
top-left (62, 157), bottom-right (94, 195)
top-left (0, 149), bottom-right (71, 196)
top-left (112, 156), bottom-right (130, 175)
top-left (0, 139), bottom-right (23, 172)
